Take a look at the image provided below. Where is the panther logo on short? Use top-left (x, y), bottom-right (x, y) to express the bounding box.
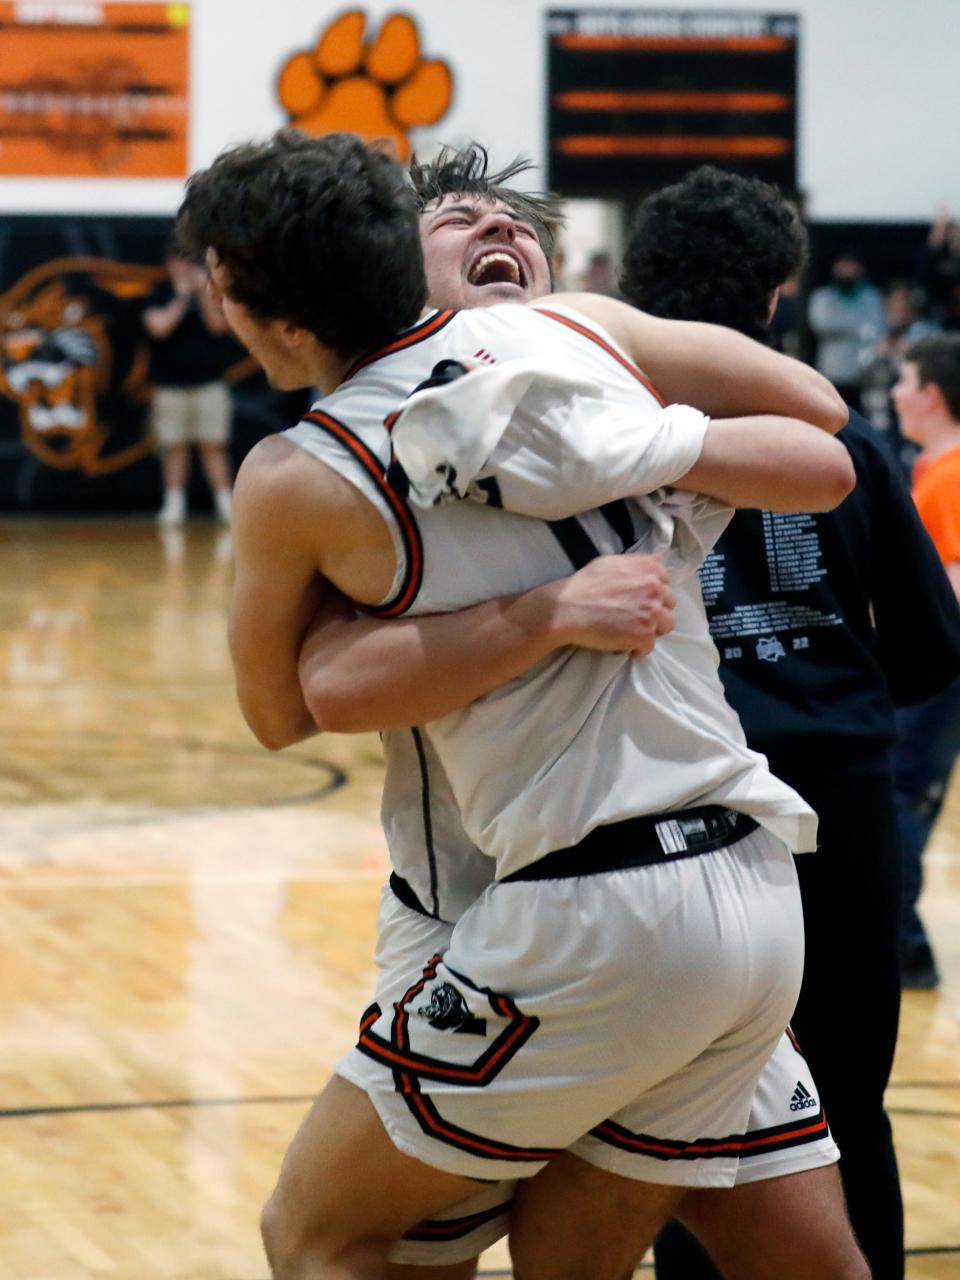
top-left (416, 982), bottom-right (487, 1035)
top-left (277, 9), bottom-right (454, 161)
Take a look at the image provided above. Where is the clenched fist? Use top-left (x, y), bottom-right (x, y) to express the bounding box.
top-left (552, 555), bottom-right (676, 657)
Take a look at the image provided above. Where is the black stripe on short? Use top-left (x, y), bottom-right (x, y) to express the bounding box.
top-left (399, 1077), bottom-right (561, 1163)
top-left (403, 1200), bottom-right (512, 1242)
top-left (591, 1104), bottom-right (830, 1162)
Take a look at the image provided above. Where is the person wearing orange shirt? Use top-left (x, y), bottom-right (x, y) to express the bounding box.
top-left (891, 335), bottom-right (960, 986)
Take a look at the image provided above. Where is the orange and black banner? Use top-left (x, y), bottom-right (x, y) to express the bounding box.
top-left (547, 8), bottom-right (798, 197)
top-left (0, 2), bottom-right (189, 177)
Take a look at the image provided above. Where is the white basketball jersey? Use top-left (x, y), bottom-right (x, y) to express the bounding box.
top-left (379, 726), bottom-right (493, 921)
top-left (286, 303), bottom-right (816, 881)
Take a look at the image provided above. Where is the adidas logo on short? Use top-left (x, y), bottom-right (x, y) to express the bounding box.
top-left (789, 1081), bottom-right (817, 1112)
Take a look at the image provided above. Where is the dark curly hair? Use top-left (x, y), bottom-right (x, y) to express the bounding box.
top-left (176, 130), bottom-right (426, 360)
top-left (620, 166), bottom-right (807, 341)
top-left (409, 143), bottom-right (563, 260)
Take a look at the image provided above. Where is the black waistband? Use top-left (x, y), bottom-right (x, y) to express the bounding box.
top-left (501, 806), bottom-right (759, 883)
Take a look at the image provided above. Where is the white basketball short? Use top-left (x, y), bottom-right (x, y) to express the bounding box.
top-left (372, 888), bottom-right (517, 1265)
top-left (369, 880), bottom-right (838, 1266)
top-left (152, 381), bottom-right (231, 446)
top-left (340, 827), bottom-right (837, 1264)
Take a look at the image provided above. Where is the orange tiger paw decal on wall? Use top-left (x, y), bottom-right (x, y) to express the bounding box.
top-left (277, 10), bottom-right (453, 161)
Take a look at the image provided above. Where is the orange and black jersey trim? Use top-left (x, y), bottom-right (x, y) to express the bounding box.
top-left (342, 310), bottom-right (457, 384)
top-left (591, 1025), bottom-right (827, 1162)
top-left (402, 1200), bottom-right (511, 1243)
top-left (356, 958), bottom-right (557, 1164)
top-left (399, 1083), bottom-right (559, 1163)
top-left (590, 1104), bottom-right (830, 1163)
top-left (302, 408), bottom-right (423, 618)
top-left (532, 307), bottom-right (666, 406)
top-left (356, 955), bottom-right (540, 1086)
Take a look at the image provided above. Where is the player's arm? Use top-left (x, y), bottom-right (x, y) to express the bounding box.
top-left (298, 555), bottom-right (676, 734)
top-left (548, 292), bottom-right (848, 431)
top-left (228, 438), bottom-right (339, 750)
top-left (231, 439), bottom-right (675, 744)
top-left (673, 415), bottom-right (855, 512)
top-left (391, 372), bottom-right (850, 521)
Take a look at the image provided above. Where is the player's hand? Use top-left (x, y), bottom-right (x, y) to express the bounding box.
top-left (551, 554), bottom-right (675, 657)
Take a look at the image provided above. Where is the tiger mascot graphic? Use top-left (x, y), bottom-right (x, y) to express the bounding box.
top-left (0, 256), bottom-right (165, 476)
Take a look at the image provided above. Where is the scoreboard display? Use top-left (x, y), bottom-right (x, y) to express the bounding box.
top-left (547, 9), bottom-right (799, 197)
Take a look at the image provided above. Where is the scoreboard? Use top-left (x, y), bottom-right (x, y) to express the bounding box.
top-left (547, 9), bottom-right (799, 197)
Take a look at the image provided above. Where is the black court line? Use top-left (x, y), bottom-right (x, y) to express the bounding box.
top-left (3, 1097), bottom-right (957, 1270)
top-left (887, 1107), bottom-right (960, 1119)
top-left (8, 1092), bottom-right (960, 1123)
top-left (0, 727), bottom-right (347, 812)
top-left (0, 1093), bottom-right (317, 1120)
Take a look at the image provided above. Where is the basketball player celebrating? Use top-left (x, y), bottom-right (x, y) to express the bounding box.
top-left (286, 146), bottom-right (860, 1280)
top-left (177, 131), bottom-right (866, 1279)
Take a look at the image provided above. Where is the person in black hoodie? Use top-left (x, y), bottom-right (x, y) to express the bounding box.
top-left (621, 165), bottom-right (960, 1280)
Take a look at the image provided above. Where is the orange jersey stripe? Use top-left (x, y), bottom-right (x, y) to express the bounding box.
top-left (533, 307), bottom-right (666, 405)
top-left (593, 1110), bottom-right (828, 1156)
top-left (343, 310), bottom-right (456, 382)
top-left (405, 1090), bottom-right (557, 1161)
top-left (303, 410), bottom-right (423, 617)
top-left (358, 1007), bottom-right (380, 1034)
top-left (359, 1015), bottom-right (535, 1085)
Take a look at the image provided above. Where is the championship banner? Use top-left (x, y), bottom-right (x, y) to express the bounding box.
top-left (0, 1), bottom-right (189, 178)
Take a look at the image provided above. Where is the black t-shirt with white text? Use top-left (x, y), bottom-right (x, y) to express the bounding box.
top-left (701, 412), bottom-right (960, 775)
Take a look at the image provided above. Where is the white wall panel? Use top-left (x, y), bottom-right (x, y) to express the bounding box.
top-left (0, 0), bottom-right (954, 220)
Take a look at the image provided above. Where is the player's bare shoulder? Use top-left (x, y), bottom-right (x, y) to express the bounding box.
top-left (232, 434), bottom-right (309, 532)
top-left (234, 433), bottom-right (364, 533)
top-left (531, 290), bottom-right (655, 355)
top-left (233, 429), bottom-right (396, 595)
top-left (236, 432), bottom-right (301, 489)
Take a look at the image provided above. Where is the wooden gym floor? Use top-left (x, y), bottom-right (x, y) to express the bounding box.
top-left (0, 521), bottom-right (957, 1278)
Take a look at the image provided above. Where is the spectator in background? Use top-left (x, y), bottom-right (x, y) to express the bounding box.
top-left (143, 245), bottom-right (238, 527)
top-left (862, 281), bottom-right (939, 437)
top-left (549, 242), bottom-right (573, 292)
top-left (578, 248), bottom-right (618, 295)
top-left (809, 251), bottom-right (887, 410)
top-left (768, 272), bottom-right (803, 356)
top-left (621, 163), bottom-right (960, 1280)
top-left (916, 206), bottom-right (960, 331)
top-left (891, 335), bottom-right (960, 988)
